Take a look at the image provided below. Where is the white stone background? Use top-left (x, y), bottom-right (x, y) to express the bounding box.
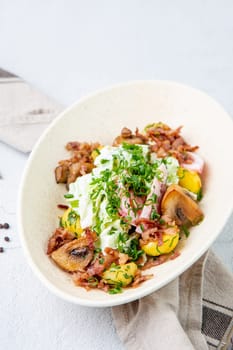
top-left (0, 1), bottom-right (233, 349)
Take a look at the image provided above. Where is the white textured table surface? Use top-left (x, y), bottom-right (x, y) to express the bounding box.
top-left (0, 1), bottom-right (233, 349)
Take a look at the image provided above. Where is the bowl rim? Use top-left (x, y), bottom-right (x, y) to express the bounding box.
top-left (18, 79), bottom-right (233, 307)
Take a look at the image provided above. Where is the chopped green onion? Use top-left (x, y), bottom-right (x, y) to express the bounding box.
top-left (64, 193), bottom-right (74, 199)
top-left (108, 285), bottom-right (123, 294)
top-left (181, 225), bottom-right (190, 238)
top-left (100, 159), bottom-right (109, 164)
top-left (197, 188), bottom-right (203, 202)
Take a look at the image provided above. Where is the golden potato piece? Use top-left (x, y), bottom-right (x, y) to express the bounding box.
top-left (177, 167), bottom-right (202, 194)
top-left (141, 233), bottom-right (179, 257)
top-left (61, 208), bottom-right (83, 236)
top-left (102, 262), bottom-right (138, 287)
top-left (91, 145), bottom-right (104, 160)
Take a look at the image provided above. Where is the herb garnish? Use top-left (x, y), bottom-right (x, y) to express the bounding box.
top-left (87, 277), bottom-right (99, 287)
top-left (88, 144), bottom-right (166, 236)
top-left (67, 210), bottom-right (79, 225)
top-left (180, 225), bottom-right (190, 238)
top-left (197, 188), bottom-right (203, 202)
top-left (100, 159), bottom-right (109, 164)
top-left (117, 232), bottom-right (143, 261)
top-left (108, 285), bottom-right (123, 294)
top-left (64, 193), bottom-right (74, 199)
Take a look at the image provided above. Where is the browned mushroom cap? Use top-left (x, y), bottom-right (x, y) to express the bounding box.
top-left (55, 165), bottom-right (69, 183)
top-left (66, 163), bottom-right (81, 185)
top-left (51, 237), bottom-right (94, 272)
top-left (161, 184), bottom-right (204, 226)
top-left (113, 127), bottom-right (144, 146)
top-left (113, 136), bottom-right (144, 146)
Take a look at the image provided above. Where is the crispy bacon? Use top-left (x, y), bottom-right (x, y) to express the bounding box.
top-left (57, 204), bottom-right (69, 210)
top-left (73, 271), bottom-right (110, 292)
top-left (97, 280), bottom-right (110, 292)
top-left (87, 259), bottom-right (105, 276)
top-left (84, 228), bottom-right (98, 250)
top-left (55, 141), bottom-right (100, 185)
top-left (73, 271), bottom-right (94, 290)
top-left (118, 252), bottom-right (129, 265)
top-left (141, 227), bottom-right (157, 240)
top-left (141, 255), bottom-right (168, 270)
top-left (146, 124), bottom-right (199, 167)
top-left (131, 273), bottom-right (153, 288)
top-left (134, 218), bottom-right (156, 225)
top-left (47, 228), bottom-right (75, 255)
top-left (140, 230), bottom-right (163, 246)
top-left (87, 247), bottom-right (119, 276)
top-left (170, 250), bottom-right (181, 260)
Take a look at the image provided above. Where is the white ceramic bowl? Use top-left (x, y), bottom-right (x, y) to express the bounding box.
top-left (18, 81), bottom-right (233, 307)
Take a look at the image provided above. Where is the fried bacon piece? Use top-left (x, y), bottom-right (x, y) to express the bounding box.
top-left (112, 124), bottom-right (199, 170)
top-left (140, 255), bottom-right (168, 270)
top-left (72, 271), bottom-right (110, 292)
top-left (146, 124), bottom-right (199, 161)
top-left (131, 270), bottom-right (153, 288)
top-left (47, 228), bottom-right (75, 255)
top-left (55, 141), bottom-right (101, 186)
top-left (55, 125), bottom-right (199, 187)
top-left (87, 247), bottom-right (120, 277)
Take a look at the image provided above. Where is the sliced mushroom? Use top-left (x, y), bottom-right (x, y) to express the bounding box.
top-left (113, 127), bottom-right (144, 146)
top-left (51, 237), bottom-right (94, 272)
top-left (55, 165), bottom-right (69, 183)
top-left (67, 162), bottom-right (81, 185)
top-left (121, 127), bottom-right (133, 138)
top-left (161, 184), bottom-right (203, 226)
top-left (113, 135), bottom-right (144, 146)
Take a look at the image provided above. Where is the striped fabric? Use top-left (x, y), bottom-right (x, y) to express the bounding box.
top-left (202, 299), bottom-right (233, 349)
top-left (202, 251), bottom-right (233, 350)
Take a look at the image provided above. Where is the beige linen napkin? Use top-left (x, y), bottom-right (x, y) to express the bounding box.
top-left (112, 251), bottom-right (233, 350)
top-left (1, 68), bottom-right (233, 350)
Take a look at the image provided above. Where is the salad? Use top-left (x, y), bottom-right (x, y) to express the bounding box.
top-left (47, 123), bottom-right (204, 294)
